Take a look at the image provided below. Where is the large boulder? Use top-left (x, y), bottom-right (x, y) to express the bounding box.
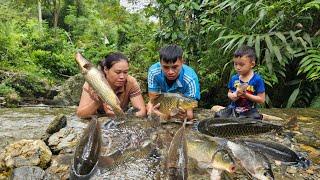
top-left (47, 127), bottom-right (83, 154)
top-left (0, 140), bottom-right (52, 171)
top-left (10, 166), bottom-right (45, 180)
top-left (45, 153), bottom-right (73, 180)
top-left (52, 73), bottom-right (84, 106)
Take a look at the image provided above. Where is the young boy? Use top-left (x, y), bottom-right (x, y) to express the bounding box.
top-left (215, 45), bottom-right (265, 119)
top-left (147, 44), bottom-right (200, 120)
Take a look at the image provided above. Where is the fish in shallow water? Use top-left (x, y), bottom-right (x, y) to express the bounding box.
top-left (70, 117), bottom-right (102, 179)
top-left (239, 138), bottom-right (311, 169)
top-left (186, 130), bottom-right (236, 178)
top-left (214, 138), bottom-right (274, 180)
top-left (151, 93), bottom-right (198, 119)
top-left (167, 124), bottom-right (188, 180)
top-left (75, 52), bottom-right (125, 119)
top-left (196, 117), bottom-right (283, 138)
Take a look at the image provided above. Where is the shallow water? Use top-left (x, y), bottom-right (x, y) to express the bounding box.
top-left (0, 107), bottom-right (319, 179)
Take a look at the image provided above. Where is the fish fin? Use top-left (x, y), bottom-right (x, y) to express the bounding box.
top-left (83, 63), bottom-right (93, 69)
top-left (97, 156), bottom-right (115, 168)
top-left (284, 116), bottom-right (298, 129)
top-left (170, 108), bottom-right (179, 117)
top-left (210, 168), bottom-right (222, 180)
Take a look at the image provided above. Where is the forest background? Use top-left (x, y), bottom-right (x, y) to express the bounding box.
top-left (0, 0), bottom-right (320, 108)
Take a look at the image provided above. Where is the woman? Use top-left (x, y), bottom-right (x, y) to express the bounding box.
top-left (76, 52), bottom-right (146, 118)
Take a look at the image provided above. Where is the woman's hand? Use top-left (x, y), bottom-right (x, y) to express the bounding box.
top-left (103, 103), bottom-right (115, 117)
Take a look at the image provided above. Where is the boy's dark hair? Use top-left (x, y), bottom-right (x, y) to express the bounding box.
top-left (99, 52), bottom-right (128, 69)
top-left (234, 45), bottom-right (256, 61)
top-left (159, 44), bottom-right (183, 63)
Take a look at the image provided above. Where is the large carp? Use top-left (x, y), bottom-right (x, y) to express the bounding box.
top-left (196, 117), bottom-right (283, 138)
top-left (239, 138), bottom-right (311, 169)
top-left (186, 130), bottom-right (236, 179)
top-left (214, 138), bottom-right (274, 180)
top-left (75, 52), bottom-right (125, 119)
top-left (151, 93), bottom-right (198, 119)
top-left (167, 124), bottom-right (188, 180)
top-left (70, 117), bottom-right (102, 179)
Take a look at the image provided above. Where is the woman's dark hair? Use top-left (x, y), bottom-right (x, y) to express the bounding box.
top-left (99, 52), bottom-right (128, 69)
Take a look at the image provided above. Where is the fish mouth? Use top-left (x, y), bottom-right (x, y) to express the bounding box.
top-left (228, 164), bottom-right (236, 173)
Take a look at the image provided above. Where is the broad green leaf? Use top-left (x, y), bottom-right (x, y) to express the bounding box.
top-left (275, 32), bottom-right (287, 44)
top-left (265, 49), bottom-right (273, 73)
top-left (303, 33), bottom-right (312, 46)
top-left (264, 35), bottom-right (274, 54)
top-left (237, 36), bottom-right (247, 49)
top-left (289, 30), bottom-right (297, 42)
top-left (273, 45), bottom-right (282, 63)
top-left (191, 2), bottom-right (201, 10)
top-left (297, 37), bottom-right (307, 49)
top-left (243, 4), bottom-right (253, 15)
top-left (286, 88), bottom-right (300, 108)
top-left (247, 35), bottom-right (254, 46)
top-left (169, 4), bottom-right (176, 11)
top-left (255, 35), bottom-right (261, 59)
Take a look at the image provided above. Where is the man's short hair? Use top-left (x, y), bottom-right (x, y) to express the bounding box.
top-left (159, 44), bottom-right (183, 63)
top-left (234, 45), bottom-right (256, 61)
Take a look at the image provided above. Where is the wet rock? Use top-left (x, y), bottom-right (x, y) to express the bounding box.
top-left (0, 140), bottom-right (52, 171)
top-left (46, 114), bottom-right (67, 134)
top-left (10, 166), bottom-right (45, 180)
top-left (48, 127), bottom-right (82, 154)
top-left (45, 153), bottom-right (73, 180)
top-left (295, 133), bottom-right (320, 148)
top-left (53, 74), bottom-right (84, 106)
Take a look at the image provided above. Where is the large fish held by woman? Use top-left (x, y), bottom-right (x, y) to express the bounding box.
top-left (195, 117), bottom-right (283, 138)
top-left (75, 52), bottom-right (125, 119)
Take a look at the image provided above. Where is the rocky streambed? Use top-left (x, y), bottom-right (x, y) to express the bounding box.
top-left (0, 107), bottom-right (319, 179)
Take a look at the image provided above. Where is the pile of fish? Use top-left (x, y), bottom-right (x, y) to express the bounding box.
top-left (72, 53), bottom-right (311, 180)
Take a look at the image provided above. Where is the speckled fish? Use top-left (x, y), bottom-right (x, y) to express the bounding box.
top-left (70, 117), bottom-right (102, 179)
top-left (151, 93), bottom-right (198, 118)
top-left (75, 52), bottom-right (125, 119)
top-left (239, 138), bottom-right (311, 169)
top-left (186, 130), bottom-right (236, 177)
top-left (215, 138), bottom-right (274, 180)
top-left (196, 117), bottom-right (283, 138)
top-left (167, 124), bottom-right (188, 180)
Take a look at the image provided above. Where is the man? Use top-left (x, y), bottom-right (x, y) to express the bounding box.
top-left (147, 44), bottom-right (200, 120)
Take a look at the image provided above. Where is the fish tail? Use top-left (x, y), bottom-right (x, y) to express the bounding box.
top-left (298, 156), bottom-right (311, 169)
top-left (284, 116), bottom-right (298, 129)
top-left (192, 121), bottom-right (199, 131)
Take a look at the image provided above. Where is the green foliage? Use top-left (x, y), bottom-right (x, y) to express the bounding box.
top-left (0, 0), bottom-right (157, 101)
top-left (155, 0), bottom-right (320, 107)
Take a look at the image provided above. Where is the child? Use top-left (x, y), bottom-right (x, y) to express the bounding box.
top-left (215, 45), bottom-right (265, 119)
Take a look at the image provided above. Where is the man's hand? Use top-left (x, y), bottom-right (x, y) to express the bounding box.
top-left (150, 103), bottom-right (168, 120)
top-left (172, 107), bottom-right (187, 120)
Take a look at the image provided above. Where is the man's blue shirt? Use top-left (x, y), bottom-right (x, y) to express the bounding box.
top-left (148, 62), bottom-right (200, 100)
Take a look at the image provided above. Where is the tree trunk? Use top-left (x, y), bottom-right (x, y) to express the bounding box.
top-left (38, 0), bottom-right (42, 28)
top-left (53, 0), bottom-right (60, 28)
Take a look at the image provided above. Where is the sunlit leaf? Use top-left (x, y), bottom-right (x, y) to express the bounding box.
top-left (243, 4), bottom-right (253, 15)
top-left (255, 35), bottom-right (260, 59)
top-left (264, 35), bottom-right (273, 54)
top-left (286, 88), bottom-right (300, 108)
top-left (275, 32), bottom-right (287, 44)
top-left (273, 45), bottom-right (282, 63)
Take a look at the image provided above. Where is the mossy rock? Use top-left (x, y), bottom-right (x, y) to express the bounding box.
top-left (53, 74), bottom-right (85, 106)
